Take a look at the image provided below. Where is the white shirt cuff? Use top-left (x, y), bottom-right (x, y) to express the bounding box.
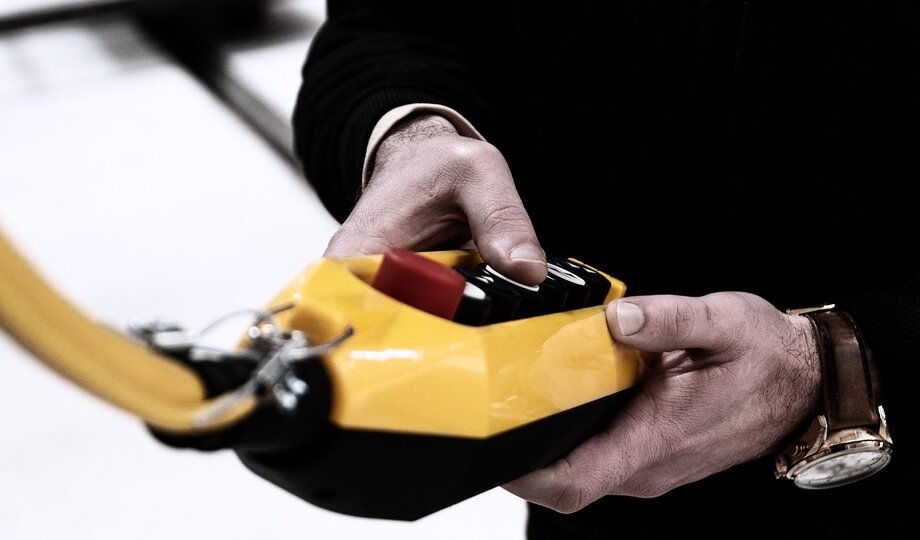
top-left (361, 103), bottom-right (485, 190)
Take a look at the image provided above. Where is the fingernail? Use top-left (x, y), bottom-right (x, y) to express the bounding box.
top-left (614, 301), bottom-right (644, 336)
top-left (509, 244), bottom-right (546, 266)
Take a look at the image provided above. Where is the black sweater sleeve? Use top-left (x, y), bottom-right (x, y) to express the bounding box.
top-left (829, 5), bottom-right (920, 451)
top-left (292, 0), bottom-right (515, 222)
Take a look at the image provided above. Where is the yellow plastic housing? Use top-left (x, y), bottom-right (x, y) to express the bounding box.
top-left (267, 250), bottom-right (648, 439)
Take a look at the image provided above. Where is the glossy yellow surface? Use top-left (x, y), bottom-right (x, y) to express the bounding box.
top-left (268, 250), bottom-right (649, 439)
top-left (0, 229), bottom-right (257, 434)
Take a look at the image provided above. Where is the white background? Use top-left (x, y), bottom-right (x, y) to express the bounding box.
top-left (0, 1), bottom-right (527, 538)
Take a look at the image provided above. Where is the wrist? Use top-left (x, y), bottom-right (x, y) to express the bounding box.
top-left (361, 104), bottom-right (486, 191)
top-left (373, 114), bottom-right (460, 174)
top-left (783, 313), bottom-right (823, 437)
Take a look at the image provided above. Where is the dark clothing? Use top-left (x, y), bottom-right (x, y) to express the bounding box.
top-left (294, 1), bottom-right (920, 537)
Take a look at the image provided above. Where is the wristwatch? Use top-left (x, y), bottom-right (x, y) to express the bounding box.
top-left (775, 304), bottom-right (893, 489)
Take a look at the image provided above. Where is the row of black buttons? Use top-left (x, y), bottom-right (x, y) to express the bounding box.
top-left (452, 258), bottom-right (611, 326)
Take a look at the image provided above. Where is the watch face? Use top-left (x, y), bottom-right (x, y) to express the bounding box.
top-left (794, 447), bottom-right (892, 489)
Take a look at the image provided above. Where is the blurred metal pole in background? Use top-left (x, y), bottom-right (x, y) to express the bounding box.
top-left (135, 0), bottom-right (300, 169)
top-left (0, 0), bottom-right (134, 32)
top-left (0, 0), bottom-right (299, 170)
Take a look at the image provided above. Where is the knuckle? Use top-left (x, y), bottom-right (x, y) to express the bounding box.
top-left (542, 458), bottom-right (603, 514)
top-left (706, 292), bottom-right (756, 350)
top-left (667, 299), bottom-right (697, 341)
top-left (476, 140), bottom-right (504, 162)
top-left (512, 458), bottom-right (587, 515)
top-left (699, 297), bottom-right (733, 349)
top-left (479, 203), bottom-right (531, 234)
top-left (549, 481), bottom-right (593, 514)
top-left (440, 140), bottom-right (506, 178)
top-left (437, 141), bottom-right (518, 204)
top-left (428, 141), bottom-right (477, 186)
top-left (326, 224), bottom-right (357, 249)
top-left (328, 221), bottom-right (390, 255)
top-left (632, 480), bottom-right (672, 499)
top-left (441, 139), bottom-right (493, 167)
top-left (700, 300), bottom-right (718, 326)
top-left (656, 295), bottom-right (748, 352)
top-left (432, 140), bottom-right (497, 195)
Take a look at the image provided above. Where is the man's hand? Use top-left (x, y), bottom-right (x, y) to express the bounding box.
top-left (324, 114), bottom-right (546, 284)
top-left (503, 292), bottom-right (821, 512)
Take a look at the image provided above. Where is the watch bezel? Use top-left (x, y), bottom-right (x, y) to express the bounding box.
top-left (779, 406), bottom-right (893, 488)
top-left (791, 440), bottom-right (892, 489)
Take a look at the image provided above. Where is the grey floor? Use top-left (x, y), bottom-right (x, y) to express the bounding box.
top-left (0, 1), bottom-right (527, 538)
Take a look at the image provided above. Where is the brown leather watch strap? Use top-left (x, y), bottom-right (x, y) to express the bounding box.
top-left (806, 310), bottom-right (879, 431)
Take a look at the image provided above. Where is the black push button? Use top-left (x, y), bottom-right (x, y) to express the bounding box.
top-left (452, 280), bottom-right (493, 326)
top-left (456, 267), bottom-right (522, 324)
top-left (545, 263), bottom-right (591, 310)
top-left (548, 257), bottom-right (611, 306)
top-left (479, 264), bottom-right (544, 319)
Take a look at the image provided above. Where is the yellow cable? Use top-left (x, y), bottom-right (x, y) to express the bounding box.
top-left (0, 228), bottom-right (257, 433)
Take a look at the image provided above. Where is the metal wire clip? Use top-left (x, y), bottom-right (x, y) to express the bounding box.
top-left (130, 306), bottom-right (352, 428)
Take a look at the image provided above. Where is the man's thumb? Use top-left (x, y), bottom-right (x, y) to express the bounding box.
top-left (606, 295), bottom-right (726, 352)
